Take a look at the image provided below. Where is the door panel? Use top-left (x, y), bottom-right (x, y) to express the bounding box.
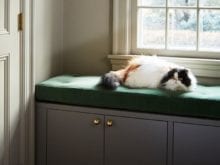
top-left (0, 55), bottom-right (10, 165)
top-left (0, 0), bottom-right (21, 164)
top-left (0, 0), bottom-right (9, 33)
top-left (0, 54), bottom-right (10, 165)
top-left (174, 123), bottom-right (220, 165)
top-left (105, 116), bottom-right (167, 165)
top-left (0, 58), bottom-right (9, 165)
top-left (47, 109), bottom-right (104, 165)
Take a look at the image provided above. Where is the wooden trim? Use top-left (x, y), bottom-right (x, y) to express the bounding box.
top-left (108, 55), bottom-right (220, 85)
top-left (113, 0), bottom-right (132, 55)
top-left (19, 0), bottom-right (35, 164)
top-left (37, 102), bottom-right (220, 127)
top-left (0, 54), bottom-right (10, 165)
top-left (114, 0), bottom-right (220, 59)
top-left (0, 0), bottom-right (10, 34)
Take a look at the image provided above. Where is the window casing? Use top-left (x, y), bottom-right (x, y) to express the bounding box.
top-left (112, 0), bottom-right (220, 84)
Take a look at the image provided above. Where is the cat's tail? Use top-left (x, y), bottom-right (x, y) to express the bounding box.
top-left (101, 70), bottom-right (124, 90)
top-left (101, 61), bottom-right (141, 89)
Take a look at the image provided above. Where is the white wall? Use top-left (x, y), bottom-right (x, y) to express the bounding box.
top-left (34, 0), bottom-right (63, 83)
top-left (34, 0), bottom-right (112, 81)
top-left (63, 0), bottom-right (112, 75)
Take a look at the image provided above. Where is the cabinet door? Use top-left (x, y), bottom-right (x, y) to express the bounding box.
top-left (47, 109), bottom-right (104, 165)
top-left (105, 116), bottom-right (167, 165)
top-left (174, 123), bottom-right (220, 165)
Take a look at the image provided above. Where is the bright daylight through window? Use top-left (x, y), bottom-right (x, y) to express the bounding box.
top-left (137, 0), bottom-right (220, 52)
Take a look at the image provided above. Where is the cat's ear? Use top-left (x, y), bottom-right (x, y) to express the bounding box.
top-left (168, 68), bottom-right (178, 77)
top-left (179, 69), bottom-right (189, 76)
top-left (183, 69), bottom-right (189, 74)
top-left (160, 68), bottom-right (178, 84)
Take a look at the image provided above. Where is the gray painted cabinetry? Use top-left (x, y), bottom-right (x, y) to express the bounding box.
top-left (47, 110), bottom-right (104, 165)
top-left (105, 116), bottom-right (167, 165)
top-left (173, 123), bottom-right (220, 165)
top-left (36, 103), bottom-right (220, 165)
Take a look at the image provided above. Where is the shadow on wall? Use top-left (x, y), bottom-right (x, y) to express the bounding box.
top-left (63, 36), bottom-right (112, 75)
top-left (63, 0), bottom-right (112, 75)
top-left (35, 0), bottom-right (63, 83)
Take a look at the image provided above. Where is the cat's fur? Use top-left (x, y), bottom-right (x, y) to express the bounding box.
top-left (101, 56), bottom-right (197, 91)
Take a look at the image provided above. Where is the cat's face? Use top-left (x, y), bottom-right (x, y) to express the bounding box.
top-left (160, 68), bottom-right (196, 91)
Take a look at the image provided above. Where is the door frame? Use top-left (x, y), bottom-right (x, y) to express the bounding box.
top-left (20, 0), bottom-right (35, 164)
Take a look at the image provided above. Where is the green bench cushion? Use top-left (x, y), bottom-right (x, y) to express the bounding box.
top-left (36, 75), bottom-right (220, 119)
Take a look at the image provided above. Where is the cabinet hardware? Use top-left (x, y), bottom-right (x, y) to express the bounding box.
top-left (93, 118), bottom-right (101, 125)
top-left (106, 120), bottom-right (113, 127)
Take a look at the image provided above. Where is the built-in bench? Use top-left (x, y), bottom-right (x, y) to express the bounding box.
top-left (36, 75), bottom-right (220, 119)
top-left (36, 75), bottom-right (220, 165)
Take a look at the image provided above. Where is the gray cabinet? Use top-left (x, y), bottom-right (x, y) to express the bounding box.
top-left (105, 116), bottom-right (167, 165)
top-left (36, 103), bottom-right (220, 165)
top-left (47, 110), bottom-right (104, 165)
top-left (36, 105), bottom-right (168, 165)
top-left (173, 123), bottom-right (220, 165)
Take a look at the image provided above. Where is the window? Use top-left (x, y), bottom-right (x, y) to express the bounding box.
top-left (136, 0), bottom-right (220, 54)
top-left (111, 0), bottom-right (220, 84)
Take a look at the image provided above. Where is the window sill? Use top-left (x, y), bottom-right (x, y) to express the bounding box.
top-left (108, 55), bottom-right (220, 85)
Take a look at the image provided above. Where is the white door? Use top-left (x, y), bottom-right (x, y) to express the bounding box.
top-left (0, 0), bottom-right (22, 165)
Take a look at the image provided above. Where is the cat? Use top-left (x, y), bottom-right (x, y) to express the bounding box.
top-left (101, 56), bottom-right (197, 91)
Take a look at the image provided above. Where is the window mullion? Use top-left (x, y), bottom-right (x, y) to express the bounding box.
top-left (138, 6), bottom-right (197, 9)
top-left (165, 0), bottom-right (168, 49)
top-left (196, 0), bottom-right (200, 51)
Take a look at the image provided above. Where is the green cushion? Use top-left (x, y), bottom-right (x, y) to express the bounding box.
top-left (36, 75), bottom-right (220, 119)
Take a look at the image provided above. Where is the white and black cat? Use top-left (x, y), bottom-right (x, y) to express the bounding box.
top-left (101, 56), bottom-right (197, 91)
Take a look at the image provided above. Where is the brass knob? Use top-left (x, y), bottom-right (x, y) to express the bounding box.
top-left (93, 118), bottom-right (101, 125)
top-left (106, 120), bottom-right (113, 127)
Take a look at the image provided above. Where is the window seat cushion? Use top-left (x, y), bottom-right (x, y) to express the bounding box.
top-left (35, 75), bottom-right (220, 119)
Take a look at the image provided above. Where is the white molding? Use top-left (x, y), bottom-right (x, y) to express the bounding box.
top-left (113, 0), bottom-right (132, 55)
top-left (108, 55), bottom-right (220, 84)
top-left (0, 0), bottom-right (10, 35)
top-left (19, 0), bottom-right (35, 164)
top-left (4, 0), bottom-right (10, 34)
top-left (0, 54), bottom-right (10, 165)
top-left (159, 56), bottom-right (220, 78)
top-left (113, 0), bottom-right (220, 59)
top-left (4, 55), bottom-right (10, 165)
top-left (111, 0), bottom-right (220, 83)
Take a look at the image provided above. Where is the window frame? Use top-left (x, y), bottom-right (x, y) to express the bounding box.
top-left (131, 0), bottom-right (220, 59)
top-left (112, 0), bottom-right (220, 84)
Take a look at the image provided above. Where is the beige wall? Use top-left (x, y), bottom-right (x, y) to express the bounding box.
top-left (34, 0), bottom-right (63, 83)
top-left (63, 0), bottom-right (112, 75)
top-left (34, 0), bottom-right (112, 81)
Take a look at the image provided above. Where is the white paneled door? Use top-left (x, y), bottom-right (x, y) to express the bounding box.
top-left (0, 0), bottom-right (22, 165)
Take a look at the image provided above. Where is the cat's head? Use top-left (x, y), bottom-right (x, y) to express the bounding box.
top-left (160, 68), bottom-right (197, 91)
